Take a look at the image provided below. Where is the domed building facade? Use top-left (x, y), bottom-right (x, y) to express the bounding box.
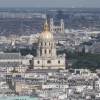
top-left (32, 21), bottom-right (66, 69)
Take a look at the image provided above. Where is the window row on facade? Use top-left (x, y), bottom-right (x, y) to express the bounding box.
top-left (40, 49), bottom-right (51, 54)
top-left (37, 60), bottom-right (60, 64)
top-left (41, 42), bottom-right (54, 46)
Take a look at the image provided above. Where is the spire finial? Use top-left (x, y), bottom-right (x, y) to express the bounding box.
top-left (44, 18), bottom-right (49, 31)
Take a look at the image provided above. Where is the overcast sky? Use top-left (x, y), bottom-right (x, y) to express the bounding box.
top-left (0, 0), bottom-right (100, 7)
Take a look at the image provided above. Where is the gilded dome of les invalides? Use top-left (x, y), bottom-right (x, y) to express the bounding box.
top-left (39, 21), bottom-right (54, 41)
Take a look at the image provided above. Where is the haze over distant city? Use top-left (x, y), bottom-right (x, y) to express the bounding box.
top-left (0, 0), bottom-right (100, 8)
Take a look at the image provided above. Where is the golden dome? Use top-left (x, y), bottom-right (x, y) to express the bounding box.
top-left (39, 21), bottom-right (54, 41)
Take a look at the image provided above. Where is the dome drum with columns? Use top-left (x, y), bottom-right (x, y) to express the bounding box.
top-left (32, 21), bottom-right (65, 69)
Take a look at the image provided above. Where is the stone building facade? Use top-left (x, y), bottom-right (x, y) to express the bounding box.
top-left (32, 21), bottom-right (66, 69)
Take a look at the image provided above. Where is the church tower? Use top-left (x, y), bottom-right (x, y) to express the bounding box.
top-left (49, 18), bottom-right (65, 33)
top-left (60, 19), bottom-right (65, 32)
top-left (50, 18), bottom-right (54, 33)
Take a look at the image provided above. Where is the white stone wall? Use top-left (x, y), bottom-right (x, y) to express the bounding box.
top-left (33, 56), bottom-right (65, 69)
top-left (42, 84), bottom-right (68, 89)
top-left (7, 66), bottom-right (26, 73)
top-left (22, 58), bottom-right (32, 66)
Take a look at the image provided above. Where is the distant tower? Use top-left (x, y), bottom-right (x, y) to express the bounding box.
top-left (50, 18), bottom-right (54, 33)
top-left (57, 10), bottom-right (63, 20)
top-left (14, 82), bottom-right (22, 93)
top-left (60, 19), bottom-right (65, 32)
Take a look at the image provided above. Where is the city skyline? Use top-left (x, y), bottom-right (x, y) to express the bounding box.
top-left (0, 0), bottom-right (100, 8)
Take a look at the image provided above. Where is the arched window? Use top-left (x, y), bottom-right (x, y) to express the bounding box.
top-left (45, 50), bottom-right (47, 54)
top-left (29, 60), bottom-right (32, 64)
top-left (47, 60), bottom-right (51, 64)
top-left (58, 60), bottom-right (60, 64)
top-left (37, 61), bottom-right (40, 64)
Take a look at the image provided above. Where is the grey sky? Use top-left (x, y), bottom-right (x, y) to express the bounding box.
top-left (0, 0), bottom-right (100, 7)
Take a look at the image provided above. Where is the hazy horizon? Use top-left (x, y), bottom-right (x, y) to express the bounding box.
top-left (0, 0), bottom-right (100, 8)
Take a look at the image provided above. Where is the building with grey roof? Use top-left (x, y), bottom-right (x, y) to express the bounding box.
top-left (0, 52), bottom-right (22, 60)
top-left (0, 52), bottom-right (29, 73)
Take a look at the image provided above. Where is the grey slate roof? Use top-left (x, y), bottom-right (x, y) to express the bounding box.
top-left (26, 69), bottom-right (59, 73)
top-left (0, 52), bottom-right (22, 59)
top-left (0, 62), bottom-right (21, 67)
